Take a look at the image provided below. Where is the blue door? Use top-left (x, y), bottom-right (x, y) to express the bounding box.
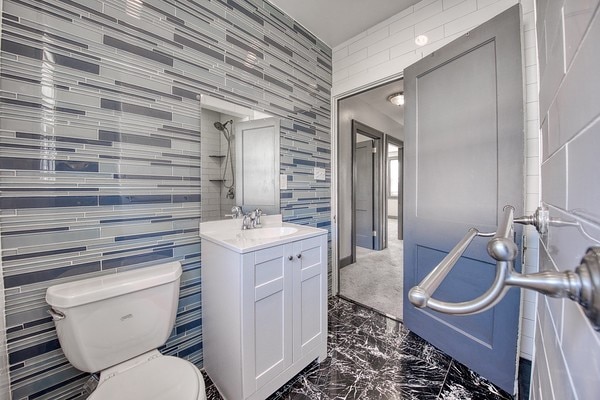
top-left (403, 5), bottom-right (524, 393)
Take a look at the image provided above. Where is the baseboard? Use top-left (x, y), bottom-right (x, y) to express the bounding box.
top-left (339, 256), bottom-right (352, 269)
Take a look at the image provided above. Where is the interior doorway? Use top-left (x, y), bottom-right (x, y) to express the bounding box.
top-left (352, 122), bottom-right (384, 254)
top-left (337, 78), bottom-right (405, 319)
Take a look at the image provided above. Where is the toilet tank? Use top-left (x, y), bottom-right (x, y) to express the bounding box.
top-left (46, 262), bottom-right (182, 373)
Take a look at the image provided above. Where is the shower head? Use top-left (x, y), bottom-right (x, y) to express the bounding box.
top-left (214, 120), bottom-right (233, 131)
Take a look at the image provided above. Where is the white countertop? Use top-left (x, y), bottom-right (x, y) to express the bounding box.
top-left (199, 215), bottom-right (327, 253)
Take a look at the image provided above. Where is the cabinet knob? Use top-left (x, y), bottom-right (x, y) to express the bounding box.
top-left (297, 254), bottom-right (302, 259)
top-left (288, 256), bottom-right (293, 261)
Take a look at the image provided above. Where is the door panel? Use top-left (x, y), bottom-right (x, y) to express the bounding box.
top-left (293, 236), bottom-right (325, 361)
top-left (415, 41), bottom-right (498, 226)
top-left (355, 140), bottom-right (374, 249)
top-left (252, 246), bottom-right (292, 390)
top-left (403, 5), bottom-right (524, 393)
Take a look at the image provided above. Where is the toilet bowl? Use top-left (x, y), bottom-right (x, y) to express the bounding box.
top-left (46, 261), bottom-right (206, 400)
top-left (88, 350), bottom-right (205, 400)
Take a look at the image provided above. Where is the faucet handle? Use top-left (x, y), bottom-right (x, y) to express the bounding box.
top-left (230, 206), bottom-right (243, 219)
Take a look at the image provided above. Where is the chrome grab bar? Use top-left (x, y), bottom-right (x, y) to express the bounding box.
top-left (408, 205), bottom-right (600, 330)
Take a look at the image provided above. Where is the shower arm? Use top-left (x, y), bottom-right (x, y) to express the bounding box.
top-left (408, 205), bottom-right (600, 330)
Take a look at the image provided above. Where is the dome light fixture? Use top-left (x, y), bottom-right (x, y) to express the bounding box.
top-left (387, 92), bottom-right (404, 106)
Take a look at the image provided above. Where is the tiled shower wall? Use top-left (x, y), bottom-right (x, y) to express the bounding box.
top-left (533, 0), bottom-right (600, 398)
top-left (0, 0), bottom-right (331, 398)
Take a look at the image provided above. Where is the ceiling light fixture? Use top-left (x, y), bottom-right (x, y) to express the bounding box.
top-left (387, 92), bottom-right (404, 106)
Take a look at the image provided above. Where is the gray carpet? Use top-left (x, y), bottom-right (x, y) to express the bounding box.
top-left (340, 219), bottom-right (404, 319)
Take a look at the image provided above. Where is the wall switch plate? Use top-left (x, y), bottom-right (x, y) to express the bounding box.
top-left (314, 167), bottom-right (326, 181)
top-left (280, 174), bottom-right (288, 189)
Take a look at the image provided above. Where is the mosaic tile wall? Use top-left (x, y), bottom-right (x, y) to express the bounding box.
top-left (0, 0), bottom-right (332, 398)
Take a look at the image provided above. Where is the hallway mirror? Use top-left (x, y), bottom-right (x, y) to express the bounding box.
top-left (337, 78), bottom-right (405, 320)
top-left (199, 95), bottom-right (274, 221)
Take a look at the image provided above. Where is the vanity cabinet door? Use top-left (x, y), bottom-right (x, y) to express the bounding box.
top-left (243, 244), bottom-right (293, 394)
top-left (292, 235), bottom-right (327, 362)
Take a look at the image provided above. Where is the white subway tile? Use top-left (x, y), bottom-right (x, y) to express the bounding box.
top-left (444, 0), bottom-right (469, 9)
top-left (368, 26), bottom-right (415, 56)
top-left (526, 64), bottom-right (538, 85)
top-left (526, 175), bottom-right (539, 194)
top-left (544, 144), bottom-right (568, 211)
top-left (333, 48), bottom-right (368, 71)
top-left (416, 0), bottom-right (477, 34)
top-left (526, 155), bottom-right (539, 176)
top-left (389, 38), bottom-right (419, 59)
top-left (334, 30), bottom-right (369, 52)
top-left (562, 300), bottom-right (600, 400)
top-left (522, 8), bottom-right (536, 32)
top-left (567, 119), bottom-right (600, 223)
top-left (332, 67), bottom-right (350, 83)
top-left (540, 300), bottom-right (578, 400)
top-left (346, 50), bottom-right (390, 77)
top-left (477, 0), bottom-right (500, 8)
top-left (527, 119), bottom-right (540, 139)
top-left (415, 0), bottom-right (442, 11)
top-left (526, 99), bottom-right (540, 122)
top-left (525, 45), bottom-right (538, 67)
top-left (526, 82), bottom-right (538, 103)
top-left (389, 0), bottom-right (443, 34)
top-left (333, 46), bottom-right (348, 60)
top-left (520, 336), bottom-right (534, 358)
top-left (348, 26), bottom-right (390, 55)
top-left (534, 314), bottom-right (556, 400)
top-left (380, 51), bottom-right (421, 75)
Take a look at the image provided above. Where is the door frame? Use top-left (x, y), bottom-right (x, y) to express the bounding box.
top-left (351, 120), bottom-right (385, 258)
top-left (332, 73), bottom-right (403, 295)
top-left (384, 135), bottom-right (404, 247)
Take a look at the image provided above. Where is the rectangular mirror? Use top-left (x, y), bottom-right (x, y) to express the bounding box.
top-left (199, 95), bottom-right (277, 221)
top-left (235, 118), bottom-right (280, 215)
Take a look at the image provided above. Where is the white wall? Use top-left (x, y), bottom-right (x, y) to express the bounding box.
top-left (533, 0), bottom-right (600, 398)
top-left (332, 0), bottom-right (540, 361)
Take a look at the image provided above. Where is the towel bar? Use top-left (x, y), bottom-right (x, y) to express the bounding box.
top-left (408, 206), bottom-right (600, 330)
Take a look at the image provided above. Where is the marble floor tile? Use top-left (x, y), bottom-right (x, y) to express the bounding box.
top-left (204, 297), bottom-right (513, 400)
top-left (439, 361), bottom-right (513, 400)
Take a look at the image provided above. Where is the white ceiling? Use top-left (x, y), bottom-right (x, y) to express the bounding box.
top-left (268, 0), bottom-right (422, 48)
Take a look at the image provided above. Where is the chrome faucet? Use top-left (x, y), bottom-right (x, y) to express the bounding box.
top-left (242, 211), bottom-right (257, 230)
top-left (254, 208), bottom-right (263, 227)
top-left (226, 206), bottom-right (243, 219)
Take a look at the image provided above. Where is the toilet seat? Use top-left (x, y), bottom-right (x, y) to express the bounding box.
top-left (89, 355), bottom-right (206, 400)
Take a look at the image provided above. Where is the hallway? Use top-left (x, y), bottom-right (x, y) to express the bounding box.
top-left (340, 219), bottom-right (404, 319)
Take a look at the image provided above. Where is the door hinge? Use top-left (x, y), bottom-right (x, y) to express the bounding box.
top-left (372, 230), bottom-right (377, 237)
top-left (372, 147), bottom-right (377, 154)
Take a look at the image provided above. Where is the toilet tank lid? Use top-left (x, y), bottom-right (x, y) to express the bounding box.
top-left (46, 262), bottom-right (182, 309)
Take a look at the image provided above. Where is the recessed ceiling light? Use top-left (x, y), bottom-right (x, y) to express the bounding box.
top-left (415, 35), bottom-right (429, 46)
top-left (387, 93), bottom-right (404, 106)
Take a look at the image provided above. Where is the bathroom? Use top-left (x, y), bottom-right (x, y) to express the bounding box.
top-left (0, 0), bottom-right (599, 399)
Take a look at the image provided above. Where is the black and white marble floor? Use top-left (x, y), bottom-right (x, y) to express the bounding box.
top-left (203, 297), bottom-right (513, 400)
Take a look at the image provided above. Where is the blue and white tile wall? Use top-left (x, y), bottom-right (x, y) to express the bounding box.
top-left (0, 0), bottom-right (332, 398)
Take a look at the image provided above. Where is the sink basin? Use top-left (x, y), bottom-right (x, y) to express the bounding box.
top-left (242, 226), bottom-right (298, 239)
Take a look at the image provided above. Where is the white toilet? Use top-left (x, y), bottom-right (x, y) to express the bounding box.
top-left (46, 261), bottom-right (206, 400)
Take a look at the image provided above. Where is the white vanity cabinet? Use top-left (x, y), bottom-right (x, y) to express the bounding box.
top-left (201, 225), bottom-right (327, 400)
